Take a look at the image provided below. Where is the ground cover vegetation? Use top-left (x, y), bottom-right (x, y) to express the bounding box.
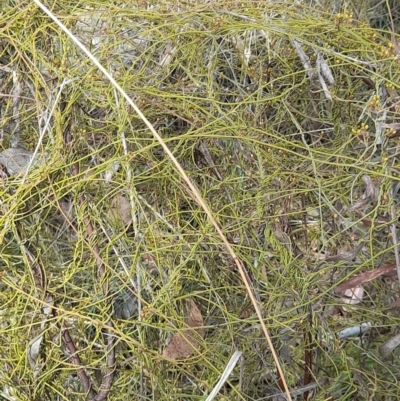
top-left (1, 0), bottom-right (400, 400)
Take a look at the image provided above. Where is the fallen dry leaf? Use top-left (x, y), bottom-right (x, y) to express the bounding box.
top-left (0, 147), bottom-right (44, 175)
top-left (325, 242), bottom-right (364, 262)
top-left (162, 299), bottom-right (204, 360)
top-left (334, 263), bottom-right (395, 293)
top-left (107, 193), bottom-right (132, 227)
top-left (345, 175), bottom-right (379, 213)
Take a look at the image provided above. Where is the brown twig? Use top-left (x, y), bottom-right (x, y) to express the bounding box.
top-left (303, 309), bottom-right (314, 400)
top-left (61, 319), bottom-right (97, 400)
top-left (94, 321), bottom-right (117, 401)
top-left (390, 202), bottom-right (400, 285)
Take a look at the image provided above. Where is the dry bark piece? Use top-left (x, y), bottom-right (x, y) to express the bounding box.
top-left (341, 286), bottom-right (364, 312)
top-left (162, 299), bottom-right (204, 360)
top-left (342, 287), bottom-right (364, 304)
top-left (334, 263), bottom-right (395, 293)
top-left (380, 333), bottom-right (400, 358)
